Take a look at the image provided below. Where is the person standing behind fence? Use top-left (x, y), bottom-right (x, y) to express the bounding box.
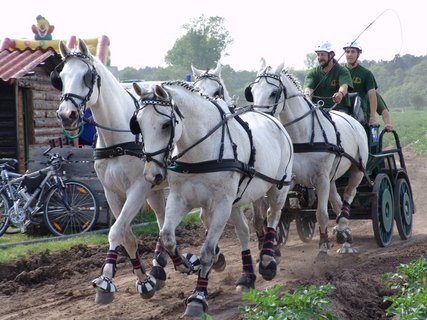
top-left (343, 41), bottom-right (393, 131)
top-left (304, 41), bottom-right (353, 111)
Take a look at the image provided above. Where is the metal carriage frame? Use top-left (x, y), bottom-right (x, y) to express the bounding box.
top-left (279, 125), bottom-right (415, 248)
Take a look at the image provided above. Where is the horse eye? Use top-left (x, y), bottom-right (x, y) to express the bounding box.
top-left (162, 122), bottom-right (171, 130)
top-left (270, 90), bottom-right (280, 100)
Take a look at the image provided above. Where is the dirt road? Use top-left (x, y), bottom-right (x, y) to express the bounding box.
top-left (0, 147), bottom-right (426, 320)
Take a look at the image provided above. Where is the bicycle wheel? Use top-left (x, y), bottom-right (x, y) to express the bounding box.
top-left (0, 191), bottom-right (11, 236)
top-left (43, 180), bottom-right (99, 236)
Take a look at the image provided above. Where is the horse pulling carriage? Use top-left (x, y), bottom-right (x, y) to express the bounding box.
top-left (194, 60), bottom-right (415, 251)
top-left (284, 119), bottom-right (415, 248)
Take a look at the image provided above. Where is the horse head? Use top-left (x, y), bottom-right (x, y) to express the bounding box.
top-left (245, 58), bottom-right (287, 117)
top-left (192, 61), bottom-right (231, 102)
top-left (132, 82), bottom-right (182, 185)
top-left (53, 39), bottom-right (100, 137)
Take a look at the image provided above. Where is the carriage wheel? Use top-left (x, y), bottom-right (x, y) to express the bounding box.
top-left (276, 211), bottom-right (291, 246)
top-left (371, 173), bottom-right (394, 247)
top-left (394, 178), bottom-right (413, 240)
top-left (295, 214), bottom-right (316, 243)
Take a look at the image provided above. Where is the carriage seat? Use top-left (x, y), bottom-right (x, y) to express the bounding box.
top-left (333, 93), bottom-right (366, 124)
top-left (348, 93), bottom-right (366, 124)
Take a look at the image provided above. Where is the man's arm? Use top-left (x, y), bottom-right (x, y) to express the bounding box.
top-left (367, 88), bottom-right (378, 125)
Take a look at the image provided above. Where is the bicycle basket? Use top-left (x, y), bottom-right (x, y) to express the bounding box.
top-left (23, 172), bottom-right (46, 193)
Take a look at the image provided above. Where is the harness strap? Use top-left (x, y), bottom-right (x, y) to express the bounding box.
top-left (93, 142), bottom-right (143, 160)
top-left (168, 159), bottom-right (292, 189)
top-left (293, 142), bottom-right (371, 183)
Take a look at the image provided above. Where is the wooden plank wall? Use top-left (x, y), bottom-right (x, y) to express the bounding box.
top-left (28, 145), bottom-right (111, 227)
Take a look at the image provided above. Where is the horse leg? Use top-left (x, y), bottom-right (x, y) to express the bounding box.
top-left (184, 203), bottom-right (233, 317)
top-left (228, 207), bottom-right (256, 292)
top-left (333, 167), bottom-right (364, 254)
top-left (160, 193), bottom-right (196, 274)
top-left (315, 177), bottom-right (332, 254)
top-left (258, 188), bottom-right (288, 280)
top-left (252, 198), bottom-right (268, 251)
top-left (146, 190), bottom-right (168, 288)
top-left (91, 191), bottom-right (123, 304)
top-left (199, 208), bottom-right (226, 272)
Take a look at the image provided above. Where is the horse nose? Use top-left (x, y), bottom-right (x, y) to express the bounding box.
top-left (57, 108), bottom-right (79, 122)
top-left (153, 174), bottom-right (164, 185)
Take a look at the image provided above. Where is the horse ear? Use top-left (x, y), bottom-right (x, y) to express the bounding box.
top-left (154, 85), bottom-right (169, 100)
top-left (78, 39), bottom-right (92, 60)
top-left (275, 62), bottom-right (285, 75)
top-left (191, 64), bottom-right (202, 77)
top-left (59, 41), bottom-right (70, 58)
top-left (133, 82), bottom-right (143, 97)
top-left (212, 62), bottom-right (222, 76)
top-left (259, 58), bottom-right (266, 72)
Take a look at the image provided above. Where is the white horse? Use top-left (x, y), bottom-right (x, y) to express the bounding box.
top-left (131, 80), bottom-right (293, 317)
top-left (191, 62), bottom-right (233, 104)
top-left (245, 58), bottom-right (369, 254)
top-left (53, 39), bottom-right (168, 304)
top-left (192, 62), bottom-right (288, 252)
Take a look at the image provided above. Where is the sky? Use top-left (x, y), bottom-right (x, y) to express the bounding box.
top-left (1, 0), bottom-right (425, 71)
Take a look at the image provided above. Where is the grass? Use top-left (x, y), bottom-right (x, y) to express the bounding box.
top-left (0, 208), bottom-right (202, 263)
top-left (383, 108), bottom-right (427, 155)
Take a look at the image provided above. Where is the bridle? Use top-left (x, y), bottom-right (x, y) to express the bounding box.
top-left (245, 72), bottom-right (287, 116)
top-left (134, 95), bottom-right (182, 168)
top-left (52, 53), bottom-right (135, 138)
top-left (193, 72), bottom-right (225, 99)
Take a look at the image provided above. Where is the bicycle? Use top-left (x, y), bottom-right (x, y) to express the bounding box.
top-left (0, 147), bottom-right (100, 237)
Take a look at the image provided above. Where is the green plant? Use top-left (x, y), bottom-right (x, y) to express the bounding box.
top-left (240, 283), bottom-right (336, 320)
top-left (381, 257), bottom-right (427, 320)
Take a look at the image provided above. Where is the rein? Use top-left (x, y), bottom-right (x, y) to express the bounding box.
top-left (55, 53), bottom-right (144, 159)
top-left (256, 72), bottom-right (371, 182)
top-left (138, 86), bottom-right (292, 190)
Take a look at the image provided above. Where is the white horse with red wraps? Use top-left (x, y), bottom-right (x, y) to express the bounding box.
top-left (245, 58), bottom-right (369, 254)
top-left (131, 80), bottom-right (293, 317)
top-left (53, 39), bottom-right (168, 304)
top-left (191, 62), bottom-right (289, 253)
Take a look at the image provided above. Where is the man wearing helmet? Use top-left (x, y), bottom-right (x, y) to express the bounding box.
top-left (304, 41), bottom-right (353, 111)
top-left (343, 41), bottom-right (393, 131)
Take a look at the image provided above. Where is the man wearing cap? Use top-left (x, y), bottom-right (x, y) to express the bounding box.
top-left (343, 41), bottom-right (393, 131)
top-left (304, 41), bottom-right (353, 111)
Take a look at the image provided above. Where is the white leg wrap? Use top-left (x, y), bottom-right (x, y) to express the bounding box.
top-left (92, 275), bottom-right (117, 293)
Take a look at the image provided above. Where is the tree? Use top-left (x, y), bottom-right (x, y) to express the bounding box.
top-left (164, 15), bottom-right (233, 75)
top-left (304, 53), bottom-right (317, 70)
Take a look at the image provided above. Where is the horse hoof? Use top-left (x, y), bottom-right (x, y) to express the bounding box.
top-left (337, 242), bottom-right (358, 254)
top-left (235, 273), bottom-right (256, 292)
top-left (212, 253), bottom-right (226, 272)
top-left (150, 265), bottom-right (166, 289)
top-left (184, 301), bottom-right (205, 317)
top-left (155, 279), bottom-right (165, 291)
top-left (181, 252), bottom-right (201, 274)
top-left (94, 290), bottom-right (114, 305)
top-left (184, 292), bottom-right (208, 317)
top-left (136, 274), bottom-right (158, 299)
top-left (154, 252), bottom-right (168, 268)
top-left (258, 260), bottom-right (277, 281)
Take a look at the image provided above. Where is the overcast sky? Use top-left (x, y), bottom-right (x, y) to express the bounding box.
top-left (1, 0), bottom-right (423, 71)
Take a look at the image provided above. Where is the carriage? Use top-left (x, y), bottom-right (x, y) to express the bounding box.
top-left (281, 98), bottom-right (415, 248)
top-left (192, 61), bottom-right (415, 250)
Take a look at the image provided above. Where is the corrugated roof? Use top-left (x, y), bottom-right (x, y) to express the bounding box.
top-left (0, 48), bottom-right (58, 82)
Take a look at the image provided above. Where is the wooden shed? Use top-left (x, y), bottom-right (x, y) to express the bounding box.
top-left (0, 35), bottom-right (111, 172)
top-left (0, 35), bottom-right (113, 226)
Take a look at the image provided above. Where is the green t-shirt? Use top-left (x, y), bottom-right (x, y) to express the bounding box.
top-left (346, 64), bottom-right (379, 118)
top-left (304, 61), bottom-right (353, 108)
top-left (376, 91), bottom-right (388, 115)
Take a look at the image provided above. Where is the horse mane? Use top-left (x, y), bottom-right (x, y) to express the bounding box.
top-left (281, 69), bottom-right (303, 93)
top-left (162, 80), bottom-right (219, 103)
